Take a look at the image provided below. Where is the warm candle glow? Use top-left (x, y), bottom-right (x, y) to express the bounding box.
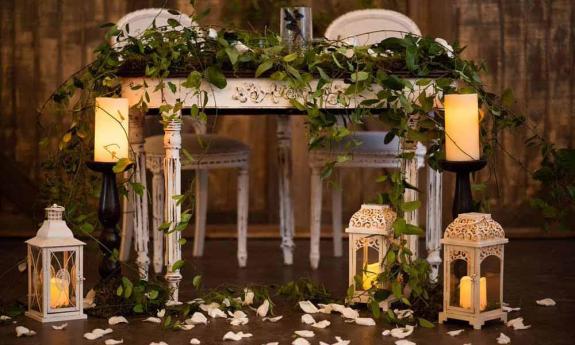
top-left (94, 97), bottom-right (129, 162)
top-left (49, 277), bottom-right (70, 308)
top-left (459, 276), bottom-right (487, 311)
top-left (444, 94), bottom-right (480, 161)
top-left (362, 262), bottom-right (381, 290)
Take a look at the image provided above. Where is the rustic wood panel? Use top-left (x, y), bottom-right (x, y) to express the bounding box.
top-left (0, 0), bottom-right (573, 232)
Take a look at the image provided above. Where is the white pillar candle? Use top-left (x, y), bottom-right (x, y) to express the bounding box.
top-left (94, 97), bottom-right (129, 162)
top-left (444, 94), bottom-right (480, 161)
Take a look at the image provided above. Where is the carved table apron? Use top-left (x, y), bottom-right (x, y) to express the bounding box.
top-left (120, 77), bottom-right (443, 301)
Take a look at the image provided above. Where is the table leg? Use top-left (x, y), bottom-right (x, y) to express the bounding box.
top-left (129, 108), bottom-right (150, 280)
top-left (401, 145), bottom-right (419, 258)
top-left (277, 115), bottom-right (295, 265)
top-left (163, 119), bottom-right (182, 303)
top-left (426, 166), bottom-right (443, 282)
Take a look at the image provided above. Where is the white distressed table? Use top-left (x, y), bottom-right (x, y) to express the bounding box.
top-left (120, 77), bottom-right (443, 302)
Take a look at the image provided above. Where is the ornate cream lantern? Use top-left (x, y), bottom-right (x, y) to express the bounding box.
top-left (438, 213), bottom-right (508, 329)
top-left (25, 204), bottom-right (87, 323)
top-left (346, 204), bottom-right (396, 303)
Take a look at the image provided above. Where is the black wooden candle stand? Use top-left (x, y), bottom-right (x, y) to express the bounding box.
top-left (440, 159), bottom-right (487, 219)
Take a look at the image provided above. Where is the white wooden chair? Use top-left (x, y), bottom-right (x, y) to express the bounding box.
top-left (308, 9), bottom-right (442, 269)
top-left (115, 9), bottom-right (250, 271)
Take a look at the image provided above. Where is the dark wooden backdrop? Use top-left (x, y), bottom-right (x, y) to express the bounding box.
top-left (0, 0), bottom-right (573, 234)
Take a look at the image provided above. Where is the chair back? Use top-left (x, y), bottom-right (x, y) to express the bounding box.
top-left (324, 9), bottom-right (420, 46)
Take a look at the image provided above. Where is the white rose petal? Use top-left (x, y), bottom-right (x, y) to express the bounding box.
top-left (222, 331), bottom-right (253, 341)
top-left (0, 315), bottom-right (11, 321)
top-left (312, 320), bottom-right (331, 329)
top-left (395, 340), bottom-right (416, 345)
top-left (109, 316), bottom-right (129, 325)
top-left (190, 338), bottom-right (201, 344)
top-left (333, 336), bottom-right (351, 345)
top-left (233, 42), bottom-right (251, 54)
top-left (382, 329), bottom-right (391, 336)
top-left (497, 332), bottom-right (511, 344)
top-left (298, 301), bottom-right (319, 314)
top-left (186, 312), bottom-right (208, 325)
top-left (502, 305), bottom-right (521, 312)
top-left (165, 300), bottom-right (183, 307)
top-left (434, 37), bottom-right (454, 58)
top-left (507, 317), bottom-right (531, 330)
top-left (294, 330), bottom-right (315, 338)
top-left (18, 261), bottom-right (27, 272)
top-left (179, 324), bottom-right (195, 330)
top-left (243, 289), bottom-right (255, 306)
top-left (199, 302), bottom-right (220, 312)
top-left (292, 338), bottom-right (311, 345)
top-left (262, 315), bottom-right (283, 322)
top-left (105, 339), bottom-right (124, 345)
top-left (536, 298), bottom-right (556, 306)
top-left (317, 304), bottom-right (333, 314)
top-left (390, 325), bottom-right (414, 339)
top-left (208, 308), bottom-right (227, 319)
top-left (447, 329), bottom-right (464, 336)
top-left (150, 342), bottom-right (169, 345)
top-left (208, 28), bottom-right (218, 39)
top-left (331, 304), bottom-right (359, 319)
top-left (15, 326), bottom-right (36, 337)
top-left (52, 323), bottom-right (68, 330)
top-left (355, 317), bottom-right (376, 326)
top-left (394, 309), bottom-right (414, 320)
top-left (143, 317), bottom-right (162, 323)
top-left (257, 299), bottom-right (270, 317)
top-left (84, 328), bottom-right (113, 340)
top-left (301, 314), bottom-right (316, 325)
top-left (157, 309), bottom-right (166, 318)
top-left (263, 343), bottom-right (279, 345)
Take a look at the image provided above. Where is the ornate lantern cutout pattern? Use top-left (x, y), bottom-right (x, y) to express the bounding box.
top-left (438, 213), bottom-right (508, 329)
top-left (25, 204), bottom-right (87, 323)
top-left (346, 204), bottom-right (396, 304)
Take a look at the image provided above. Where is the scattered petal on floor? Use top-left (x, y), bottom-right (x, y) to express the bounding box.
top-left (395, 340), bottom-right (416, 345)
top-left (150, 342), bottom-right (168, 345)
top-left (51, 323), bottom-right (67, 330)
top-left (189, 338), bottom-right (200, 344)
top-left (143, 317), bottom-right (162, 323)
top-left (332, 336), bottom-right (351, 345)
top-left (243, 289), bottom-right (255, 306)
top-left (382, 330), bottom-right (391, 336)
top-left (15, 326), bottom-right (36, 337)
top-left (200, 302), bottom-right (220, 312)
top-left (292, 338), bottom-right (311, 345)
top-left (318, 304), bottom-right (333, 314)
top-left (294, 330), bottom-right (315, 338)
top-left (299, 300), bottom-right (319, 314)
top-left (355, 318), bottom-right (376, 326)
top-left (262, 343), bottom-right (279, 345)
top-left (222, 331), bottom-right (253, 341)
top-left (157, 309), bottom-right (166, 318)
top-left (165, 300), bottom-right (183, 307)
top-left (105, 339), bottom-right (124, 345)
top-left (0, 315), bottom-right (11, 321)
top-left (83, 328), bottom-right (113, 340)
top-left (394, 309), bottom-right (414, 320)
top-left (536, 298), bottom-right (556, 306)
top-left (186, 312), bottom-right (208, 325)
top-left (222, 298), bottom-right (231, 307)
top-left (229, 316), bottom-right (249, 326)
top-left (502, 306), bottom-right (521, 312)
top-left (301, 314), bottom-right (316, 325)
top-left (312, 320), bottom-right (331, 329)
top-left (179, 324), bottom-right (195, 331)
top-left (262, 315), bottom-right (283, 322)
top-left (447, 329), bottom-right (464, 336)
top-left (84, 289), bottom-right (96, 309)
top-left (390, 325), bottom-right (414, 339)
top-left (331, 304), bottom-right (359, 319)
top-left (109, 316), bottom-right (129, 325)
top-left (507, 317), bottom-right (531, 330)
top-left (208, 308), bottom-right (227, 319)
top-left (497, 332), bottom-right (511, 344)
top-left (257, 299), bottom-right (270, 317)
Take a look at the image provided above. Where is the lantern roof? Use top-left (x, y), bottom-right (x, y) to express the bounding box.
top-left (26, 204), bottom-right (85, 247)
top-left (443, 213), bottom-right (508, 246)
top-left (345, 204), bottom-right (396, 235)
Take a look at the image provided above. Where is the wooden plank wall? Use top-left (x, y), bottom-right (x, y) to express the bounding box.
top-left (0, 0), bottom-right (572, 232)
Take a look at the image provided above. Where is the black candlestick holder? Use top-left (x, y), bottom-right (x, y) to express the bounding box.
top-left (440, 159), bottom-right (487, 219)
top-left (86, 161), bottom-right (125, 279)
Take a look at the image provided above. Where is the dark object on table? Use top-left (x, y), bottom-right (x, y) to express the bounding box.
top-left (440, 159), bottom-right (487, 219)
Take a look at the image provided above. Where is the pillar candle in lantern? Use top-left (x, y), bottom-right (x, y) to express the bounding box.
top-left (459, 276), bottom-right (487, 311)
top-left (94, 97), bottom-right (129, 162)
top-left (362, 262), bottom-right (381, 290)
top-left (49, 277), bottom-right (70, 308)
top-left (444, 94), bottom-right (480, 161)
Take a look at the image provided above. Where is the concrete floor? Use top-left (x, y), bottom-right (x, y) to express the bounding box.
top-left (0, 238), bottom-right (573, 344)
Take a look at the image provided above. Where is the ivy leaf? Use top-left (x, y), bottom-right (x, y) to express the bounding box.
top-left (316, 66), bottom-right (331, 81)
top-left (351, 71), bottom-right (369, 82)
top-left (79, 223), bottom-right (94, 234)
top-left (391, 281), bottom-right (402, 298)
top-left (122, 277), bottom-right (133, 299)
top-left (282, 52), bottom-right (299, 62)
top-left (133, 304), bottom-right (144, 313)
top-left (182, 71), bottom-right (202, 89)
top-left (401, 200), bottom-right (421, 212)
top-left (225, 47), bottom-right (239, 65)
top-left (192, 275), bottom-right (202, 289)
top-left (418, 317), bottom-right (435, 328)
top-left (148, 290), bottom-right (159, 300)
top-left (204, 66), bottom-right (227, 89)
top-left (116, 286), bottom-right (123, 296)
top-left (113, 158), bottom-right (133, 173)
top-left (172, 260), bottom-right (185, 271)
top-left (255, 60), bottom-right (273, 77)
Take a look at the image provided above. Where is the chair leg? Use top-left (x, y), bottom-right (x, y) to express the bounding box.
top-left (151, 169), bottom-right (165, 274)
top-left (119, 190), bottom-right (134, 262)
top-left (310, 166), bottom-right (323, 269)
top-left (237, 167), bottom-right (249, 267)
top-left (193, 169), bottom-right (208, 257)
top-left (331, 169), bottom-right (343, 257)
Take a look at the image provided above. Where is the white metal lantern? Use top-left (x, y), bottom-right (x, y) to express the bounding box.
top-left (438, 213), bottom-right (508, 329)
top-left (25, 204), bottom-right (87, 323)
top-left (346, 204), bottom-right (396, 303)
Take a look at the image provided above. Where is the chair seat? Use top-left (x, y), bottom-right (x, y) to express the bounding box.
top-left (309, 131), bottom-right (425, 168)
top-left (145, 134), bottom-right (249, 170)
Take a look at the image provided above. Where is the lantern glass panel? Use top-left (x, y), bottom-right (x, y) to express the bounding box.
top-left (480, 255), bottom-right (501, 311)
top-left (48, 249), bottom-right (78, 311)
top-left (29, 246), bottom-right (44, 314)
top-left (355, 237), bottom-right (380, 291)
top-left (449, 259), bottom-right (471, 310)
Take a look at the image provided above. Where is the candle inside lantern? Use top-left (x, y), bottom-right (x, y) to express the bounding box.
top-left (94, 97), bottom-right (129, 162)
top-left (459, 276), bottom-right (487, 311)
top-left (362, 262), bottom-right (381, 290)
top-left (444, 94), bottom-right (480, 161)
top-left (49, 277), bottom-right (70, 308)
